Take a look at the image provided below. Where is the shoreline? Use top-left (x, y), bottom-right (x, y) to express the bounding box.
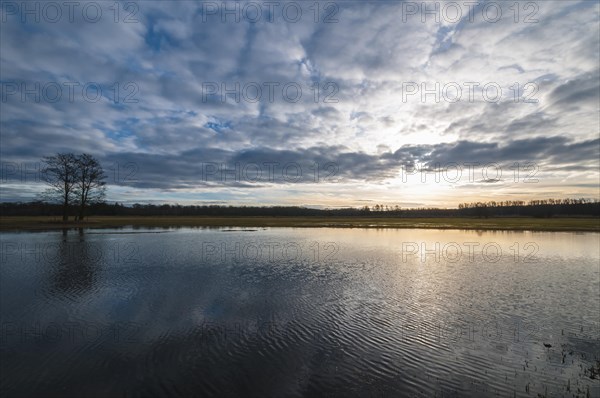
top-left (1, 216), bottom-right (599, 232)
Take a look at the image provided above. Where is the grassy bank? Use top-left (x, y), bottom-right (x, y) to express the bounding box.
top-left (1, 216), bottom-right (599, 232)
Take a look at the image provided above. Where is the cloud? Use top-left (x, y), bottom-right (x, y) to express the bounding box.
top-left (1, 0), bottom-right (598, 205)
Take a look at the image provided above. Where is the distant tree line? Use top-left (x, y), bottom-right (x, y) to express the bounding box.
top-left (2, 199), bottom-right (598, 218)
top-left (458, 198), bottom-right (593, 208)
top-left (455, 198), bottom-right (599, 218)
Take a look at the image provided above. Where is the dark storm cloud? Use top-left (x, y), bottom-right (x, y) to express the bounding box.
top-left (422, 137), bottom-right (600, 169)
top-left (63, 135), bottom-right (595, 190)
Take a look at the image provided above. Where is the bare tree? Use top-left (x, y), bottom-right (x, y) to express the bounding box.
top-left (74, 154), bottom-right (106, 221)
top-left (41, 153), bottom-right (78, 221)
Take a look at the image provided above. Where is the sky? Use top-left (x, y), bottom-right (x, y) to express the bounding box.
top-left (1, 0), bottom-right (599, 208)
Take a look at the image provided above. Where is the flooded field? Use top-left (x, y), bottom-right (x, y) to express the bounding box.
top-left (1, 227), bottom-right (599, 397)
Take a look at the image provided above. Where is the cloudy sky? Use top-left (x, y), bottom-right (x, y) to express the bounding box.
top-left (1, 0), bottom-right (599, 207)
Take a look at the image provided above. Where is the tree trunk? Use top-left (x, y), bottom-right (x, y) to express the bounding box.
top-left (78, 189), bottom-right (87, 221)
top-left (63, 196), bottom-right (68, 221)
top-left (63, 181), bottom-right (69, 221)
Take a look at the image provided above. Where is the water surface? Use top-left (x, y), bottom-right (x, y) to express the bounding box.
top-left (1, 227), bottom-right (599, 397)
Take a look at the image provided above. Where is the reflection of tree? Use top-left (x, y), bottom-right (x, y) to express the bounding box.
top-left (48, 230), bottom-right (98, 297)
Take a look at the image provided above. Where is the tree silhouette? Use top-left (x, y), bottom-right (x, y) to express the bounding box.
top-left (40, 153), bottom-right (106, 221)
top-left (74, 154), bottom-right (106, 220)
top-left (41, 153), bottom-right (78, 221)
